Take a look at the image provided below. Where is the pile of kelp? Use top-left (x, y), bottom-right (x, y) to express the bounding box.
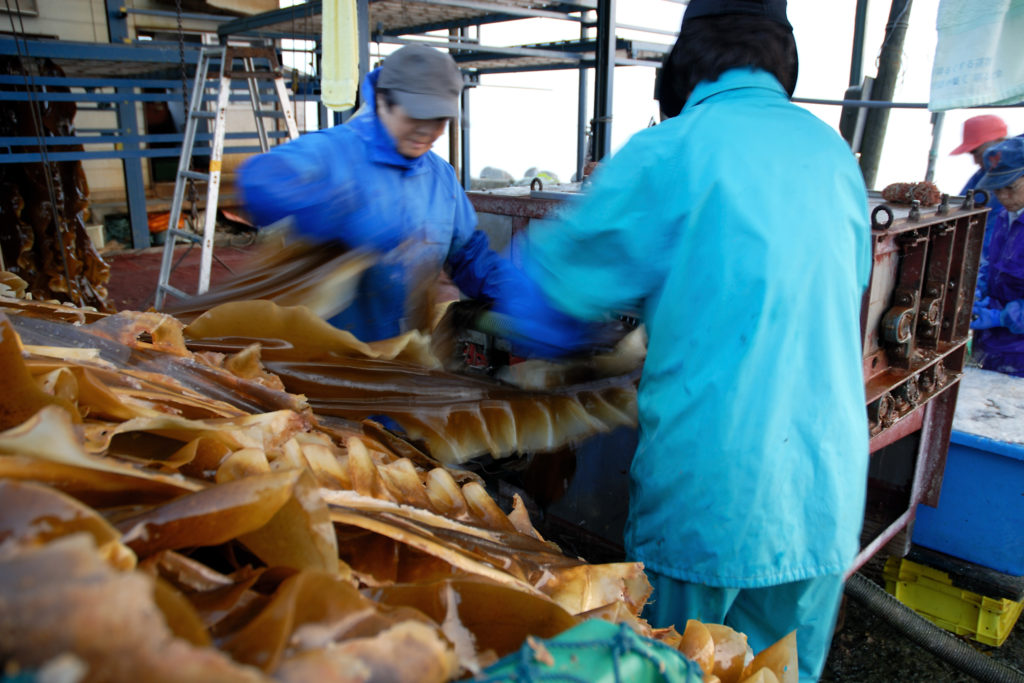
top-left (0, 57), bottom-right (112, 311)
top-left (0, 274), bottom-right (797, 683)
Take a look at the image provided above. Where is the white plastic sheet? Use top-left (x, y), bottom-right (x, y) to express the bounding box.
top-left (929, 0), bottom-right (1024, 111)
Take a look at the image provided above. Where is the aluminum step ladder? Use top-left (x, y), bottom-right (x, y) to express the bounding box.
top-left (154, 45), bottom-right (299, 309)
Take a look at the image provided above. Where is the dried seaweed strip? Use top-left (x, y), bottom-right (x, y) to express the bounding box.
top-left (116, 469), bottom-right (337, 574)
top-left (371, 578), bottom-right (579, 664)
top-left (164, 241), bottom-right (376, 323)
top-left (0, 535), bottom-right (269, 683)
top-left (217, 569), bottom-right (448, 674)
top-left (0, 479), bottom-right (135, 570)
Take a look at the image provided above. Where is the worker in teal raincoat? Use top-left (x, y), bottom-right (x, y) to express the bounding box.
top-left (238, 45), bottom-right (524, 342)
top-left (497, 1), bottom-right (872, 679)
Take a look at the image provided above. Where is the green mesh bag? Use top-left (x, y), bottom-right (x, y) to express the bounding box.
top-left (476, 619), bottom-right (704, 683)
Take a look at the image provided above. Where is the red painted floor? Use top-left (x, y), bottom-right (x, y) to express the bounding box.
top-left (103, 243), bottom-right (260, 312)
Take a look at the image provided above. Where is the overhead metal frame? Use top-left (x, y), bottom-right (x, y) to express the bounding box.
top-left (218, 0), bottom-right (672, 182)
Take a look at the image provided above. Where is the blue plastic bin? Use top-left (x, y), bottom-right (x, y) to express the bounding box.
top-left (913, 430), bottom-right (1024, 576)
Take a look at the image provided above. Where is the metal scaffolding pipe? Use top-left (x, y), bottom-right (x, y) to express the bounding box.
top-left (592, 0), bottom-right (615, 161)
top-left (859, 0), bottom-right (913, 189)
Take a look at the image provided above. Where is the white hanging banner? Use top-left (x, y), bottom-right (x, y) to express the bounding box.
top-left (929, 0), bottom-right (1024, 111)
top-left (321, 0), bottom-right (359, 111)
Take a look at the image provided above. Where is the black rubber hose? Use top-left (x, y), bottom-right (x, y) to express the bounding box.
top-left (845, 572), bottom-right (1024, 683)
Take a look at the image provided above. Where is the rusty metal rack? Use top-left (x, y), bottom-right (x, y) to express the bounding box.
top-left (466, 186), bottom-right (990, 572)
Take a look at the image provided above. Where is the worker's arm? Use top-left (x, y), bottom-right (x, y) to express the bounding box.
top-left (524, 134), bottom-right (671, 322)
top-left (237, 130), bottom-right (400, 251)
top-left (443, 192), bottom-right (597, 357)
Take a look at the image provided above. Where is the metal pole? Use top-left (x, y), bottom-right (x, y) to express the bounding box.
top-left (461, 70), bottom-right (472, 191)
top-left (858, 0), bottom-right (913, 189)
top-left (106, 0), bottom-right (150, 249)
top-left (592, 0), bottom-right (615, 161)
top-left (576, 18), bottom-right (588, 181)
top-left (925, 111), bottom-right (945, 183)
top-left (849, 0), bottom-right (870, 87)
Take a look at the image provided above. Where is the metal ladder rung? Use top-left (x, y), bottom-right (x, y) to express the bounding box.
top-left (157, 283), bottom-right (190, 300)
top-left (227, 71), bottom-right (278, 80)
top-left (191, 110), bottom-right (217, 119)
top-left (179, 170), bottom-right (210, 182)
top-left (254, 110), bottom-right (285, 118)
top-left (168, 228), bottom-right (202, 243)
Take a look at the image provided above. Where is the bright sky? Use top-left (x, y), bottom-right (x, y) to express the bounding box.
top-left (372, 0), bottom-right (1024, 195)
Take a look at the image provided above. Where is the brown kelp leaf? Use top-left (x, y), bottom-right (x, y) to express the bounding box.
top-left (223, 344), bottom-right (286, 391)
top-left (739, 669), bottom-right (781, 683)
top-left (152, 576), bottom-right (214, 647)
top-left (507, 493), bottom-right (546, 542)
top-left (328, 503), bottom-right (547, 598)
top-left (236, 469), bottom-right (340, 574)
top-left (0, 272), bottom-right (28, 298)
top-left (0, 534), bottom-right (268, 683)
top-left (376, 456), bottom-right (432, 509)
top-left (117, 470), bottom-right (302, 559)
top-left (707, 623), bottom-right (754, 683)
top-left (346, 435), bottom-right (397, 501)
top-left (0, 296), bottom-right (107, 324)
top-left (542, 561), bottom-right (652, 617)
top-left (0, 479), bottom-right (135, 570)
top-left (82, 410), bottom-right (311, 456)
top-left (372, 577), bottom-right (579, 662)
top-left (273, 620), bottom-right (457, 683)
top-left (141, 551), bottom-right (273, 635)
top-left (0, 405), bottom-right (202, 495)
top-left (186, 300), bottom-right (378, 360)
top-left (679, 619), bottom-right (717, 678)
top-left (116, 464), bottom-right (337, 574)
top-left (0, 313), bottom-right (80, 430)
top-left (87, 311), bottom-right (190, 356)
top-left (220, 569), bottom-right (437, 673)
top-left (164, 240), bottom-right (377, 324)
top-left (740, 630), bottom-right (797, 683)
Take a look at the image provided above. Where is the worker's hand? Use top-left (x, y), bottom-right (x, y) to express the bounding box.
top-left (492, 277), bottom-right (597, 359)
top-left (971, 304), bottom-right (1004, 330)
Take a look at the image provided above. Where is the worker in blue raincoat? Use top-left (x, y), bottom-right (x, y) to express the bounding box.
top-left (237, 44), bottom-right (522, 342)
top-left (496, 1), bottom-right (872, 679)
top-left (970, 136), bottom-right (1024, 376)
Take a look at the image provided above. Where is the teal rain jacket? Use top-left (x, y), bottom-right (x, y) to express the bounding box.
top-left (524, 69), bottom-right (872, 587)
top-left (239, 69), bottom-right (518, 342)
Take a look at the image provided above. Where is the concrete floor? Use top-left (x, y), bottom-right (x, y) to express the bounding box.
top-left (102, 240), bottom-right (258, 312)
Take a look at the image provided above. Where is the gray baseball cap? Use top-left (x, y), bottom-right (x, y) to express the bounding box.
top-left (377, 45), bottom-right (464, 119)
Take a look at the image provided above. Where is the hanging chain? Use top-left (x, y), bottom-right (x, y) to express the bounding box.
top-left (174, 0), bottom-right (200, 234)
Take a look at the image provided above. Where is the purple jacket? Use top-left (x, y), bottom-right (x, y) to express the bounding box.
top-left (975, 208), bottom-right (1024, 375)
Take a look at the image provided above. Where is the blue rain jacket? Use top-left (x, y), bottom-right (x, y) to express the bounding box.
top-left (238, 69), bottom-right (518, 342)
top-left (524, 69), bottom-right (872, 588)
top-left (974, 208), bottom-right (1024, 375)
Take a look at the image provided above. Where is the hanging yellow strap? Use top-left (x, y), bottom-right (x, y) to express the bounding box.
top-left (321, 0), bottom-right (359, 111)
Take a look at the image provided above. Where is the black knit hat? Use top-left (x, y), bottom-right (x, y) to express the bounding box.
top-left (683, 0), bottom-right (792, 31)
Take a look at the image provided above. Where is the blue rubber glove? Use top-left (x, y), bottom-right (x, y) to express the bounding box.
top-left (490, 270), bottom-right (601, 359)
top-left (971, 304), bottom-right (1003, 330)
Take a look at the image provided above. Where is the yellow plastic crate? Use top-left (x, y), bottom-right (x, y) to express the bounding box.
top-left (883, 557), bottom-right (1024, 647)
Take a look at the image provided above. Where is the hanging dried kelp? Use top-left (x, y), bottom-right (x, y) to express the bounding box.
top-left (0, 57), bottom-right (111, 311)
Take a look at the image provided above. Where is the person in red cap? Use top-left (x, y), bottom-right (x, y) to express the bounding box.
top-left (952, 114), bottom-right (1008, 216)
